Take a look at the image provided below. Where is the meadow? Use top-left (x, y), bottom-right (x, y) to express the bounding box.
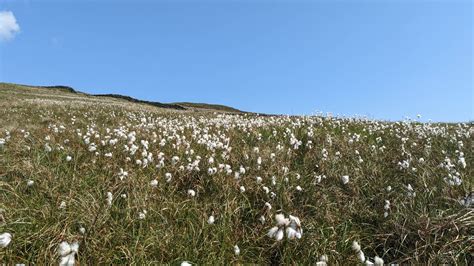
top-left (0, 84), bottom-right (472, 264)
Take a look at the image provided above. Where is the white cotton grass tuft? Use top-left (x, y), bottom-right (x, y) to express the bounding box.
top-left (316, 254), bottom-right (328, 265)
top-left (207, 215), bottom-right (215, 224)
top-left (118, 168), bottom-right (128, 181)
top-left (138, 210), bottom-right (147, 220)
top-left (234, 172), bottom-right (241, 180)
top-left (406, 184), bottom-right (416, 197)
top-left (27, 179), bottom-right (34, 187)
top-left (352, 241), bottom-right (361, 252)
top-left (263, 186), bottom-right (270, 194)
top-left (165, 172), bottom-right (172, 182)
top-left (352, 240), bottom-right (366, 263)
top-left (267, 226), bottom-right (279, 238)
top-left (358, 250), bottom-right (366, 262)
top-left (287, 215), bottom-right (302, 239)
top-left (58, 241), bottom-right (72, 257)
top-left (264, 202), bottom-right (272, 210)
top-left (352, 240), bottom-right (382, 265)
top-left (341, 175), bottom-right (350, 185)
top-left (66, 155), bottom-right (72, 162)
top-left (383, 200), bottom-right (390, 218)
top-left (187, 189), bottom-right (196, 197)
top-left (59, 201), bottom-right (67, 209)
top-left (0, 232), bottom-right (12, 247)
top-left (181, 261), bottom-right (192, 266)
top-left (275, 228), bottom-right (284, 241)
top-left (275, 213), bottom-right (289, 226)
top-left (106, 192), bottom-right (113, 206)
top-left (234, 245), bottom-right (240, 256)
top-left (286, 226), bottom-right (299, 239)
top-left (458, 157), bottom-right (466, 169)
top-left (150, 179), bottom-right (158, 187)
top-left (79, 227), bottom-right (86, 234)
top-left (267, 214), bottom-right (302, 241)
top-left (58, 241), bottom-right (79, 266)
top-left (374, 256), bottom-right (384, 266)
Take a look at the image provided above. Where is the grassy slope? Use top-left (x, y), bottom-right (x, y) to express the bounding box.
top-left (0, 82), bottom-right (242, 113)
top-left (0, 85), bottom-right (472, 264)
top-left (173, 102), bottom-right (242, 113)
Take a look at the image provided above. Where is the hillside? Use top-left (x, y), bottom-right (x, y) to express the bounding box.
top-left (0, 82), bottom-right (243, 113)
top-left (0, 82), bottom-right (472, 265)
top-left (173, 102), bottom-right (242, 113)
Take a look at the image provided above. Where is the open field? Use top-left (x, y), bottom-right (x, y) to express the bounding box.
top-left (0, 84), bottom-right (472, 264)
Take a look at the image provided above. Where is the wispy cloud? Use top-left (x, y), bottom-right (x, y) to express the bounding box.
top-left (0, 11), bottom-right (20, 42)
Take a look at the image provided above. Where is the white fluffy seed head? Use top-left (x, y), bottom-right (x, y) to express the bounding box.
top-left (207, 215), bottom-right (215, 224)
top-left (319, 254), bottom-right (328, 262)
top-left (275, 228), bottom-right (284, 241)
top-left (358, 250), bottom-right (366, 262)
top-left (275, 214), bottom-right (287, 226)
top-left (165, 173), bottom-right (172, 182)
top-left (288, 215), bottom-right (301, 227)
top-left (0, 233), bottom-right (12, 247)
top-left (286, 227), bottom-right (298, 239)
top-left (58, 241), bottom-right (72, 257)
top-left (234, 245), bottom-right (240, 256)
top-left (264, 202), bottom-right (272, 210)
top-left (341, 175), bottom-right (350, 185)
top-left (352, 241), bottom-right (361, 252)
top-left (138, 210), bottom-right (147, 220)
top-left (267, 226), bottom-right (279, 238)
top-left (106, 192), bottom-right (113, 206)
top-left (187, 189), bottom-right (196, 197)
top-left (374, 256), bottom-right (384, 266)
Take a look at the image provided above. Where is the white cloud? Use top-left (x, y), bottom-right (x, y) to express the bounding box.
top-left (0, 11), bottom-right (20, 42)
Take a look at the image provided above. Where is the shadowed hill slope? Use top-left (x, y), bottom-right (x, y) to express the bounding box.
top-left (0, 82), bottom-right (244, 113)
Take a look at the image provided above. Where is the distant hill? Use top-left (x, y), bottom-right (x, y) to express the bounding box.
top-left (173, 102), bottom-right (242, 113)
top-left (34, 85), bottom-right (78, 94)
top-left (0, 82), bottom-right (243, 113)
top-left (94, 94), bottom-right (186, 110)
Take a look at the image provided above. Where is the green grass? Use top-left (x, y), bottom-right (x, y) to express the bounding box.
top-left (0, 87), bottom-right (472, 264)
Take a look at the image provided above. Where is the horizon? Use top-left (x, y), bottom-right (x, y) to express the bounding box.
top-left (0, 0), bottom-right (472, 122)
top-left (3, 81), bottom-right (472, 123)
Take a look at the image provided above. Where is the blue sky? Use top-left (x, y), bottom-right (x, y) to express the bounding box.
top-left (0, 0), bottom-right (472, 121)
